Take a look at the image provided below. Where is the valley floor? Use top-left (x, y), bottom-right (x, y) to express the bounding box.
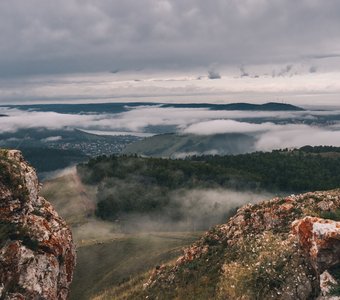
top-left (41, 170), bottom-right (200, 300)
top-left (71, 232), bottom-right (200, 300)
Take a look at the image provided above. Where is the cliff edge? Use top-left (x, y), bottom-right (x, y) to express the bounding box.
top-left (0, 150), bottom-right (76, 299)
top-left (139, 190), bottom-right (340, 299)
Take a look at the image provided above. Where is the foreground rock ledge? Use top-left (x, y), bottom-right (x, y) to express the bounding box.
top-left (141, 190), bottom-right (340, 300)
top-left (0, 150), bottom-right (76, 300)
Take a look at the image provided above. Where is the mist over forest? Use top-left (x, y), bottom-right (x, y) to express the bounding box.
top-left (3, 102), bottom-right (340, 233)
top-left (75, 147), bottom-right (340, 232)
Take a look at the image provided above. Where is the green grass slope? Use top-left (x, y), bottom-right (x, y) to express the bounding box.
top-left (123, 133), bottom-right (255, 157)
top-left (114, 190), bottom-right (340, 300)
top-left (41, 170), bottom-right (96, 226)
top-left (70, 233), bottom-right (200, 300)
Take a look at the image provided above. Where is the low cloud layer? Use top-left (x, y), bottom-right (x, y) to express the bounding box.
top-left (2, 105), bottom-right (340, 152)
top-left (112, 188), bottom-right (273, 232)
top-left (0, 105), bottom-right (329, 132)
top-left (182, 118), bottom-right (340, 150)
top-left (182, 120), bottom-right (279, 135)
top-left (256, 126), bottom-right (340, 150)
top-left (0, 108), bottom-right (96, 133)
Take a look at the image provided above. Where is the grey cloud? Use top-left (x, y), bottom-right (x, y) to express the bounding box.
top-left (208, 70), bottom-right (221, 79)
top-left (277, 65), bottom-right (293, 77)
top-left (240, 66), bottom-right (249, 77)
top-left (271, 64), bottom-right (294, 78)
top-left (309, 66), bottom-right (317, 73)
top-left (307, 54), bottom-right (340, 60)
top-left (1, 0), bottom-right (340, 77)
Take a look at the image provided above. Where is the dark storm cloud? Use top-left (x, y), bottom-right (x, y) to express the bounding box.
top-left (1, 0), bottom-right (340, 77)
top-left (307, 54), bottom-right (340, 60)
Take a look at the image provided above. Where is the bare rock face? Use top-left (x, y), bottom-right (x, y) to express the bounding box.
top-left (292, 216), bottom-right (340, 273)
top-left (0, 150), bottom-right (76, 299)
top-left (141, 190), bottom-right (340, 300)
top-left (292, 216), bottom-right (340, 300)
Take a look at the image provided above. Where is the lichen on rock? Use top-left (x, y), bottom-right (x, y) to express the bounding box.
top-left (140, 190), bottom-right (340, 300)
top-left (0, 150), bottom-right (76, 300)
top-left (292, 216), bottom-right (340, 273)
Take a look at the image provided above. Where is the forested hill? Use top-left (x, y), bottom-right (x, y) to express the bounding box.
top-left (2, 101), bottom-right (303, 114)
top-left (161, 102), bottom-right (304, 111)
top-left (77, 146), bottom-right (340, 223)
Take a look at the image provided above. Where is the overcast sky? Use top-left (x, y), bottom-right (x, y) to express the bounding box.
top-left (1, 0), bottom-right (340, 104)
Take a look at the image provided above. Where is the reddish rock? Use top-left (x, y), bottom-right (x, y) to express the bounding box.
top-left (0, 150), bottom-right (76, 300)
top-left (292, 216), bottom-right (340, 272)
top-left (143, 190), bottom-right (340, 299)
top-left (319, 271), bottom-right (338, 297)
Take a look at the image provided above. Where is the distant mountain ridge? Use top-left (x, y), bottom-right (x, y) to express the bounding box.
top-left (1, 101), bottom-right (304, 114)
top-left (161, 102), bottom-right (304, 111)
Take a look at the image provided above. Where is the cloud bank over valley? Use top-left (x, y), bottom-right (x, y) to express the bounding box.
top-left (2, 104), bottom-right (340, 153)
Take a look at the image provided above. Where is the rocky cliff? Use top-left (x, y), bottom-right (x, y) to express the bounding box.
top-left (0, 150), bottom-right (76, 299)
top-left (140, 190), bottom-right (340, 299)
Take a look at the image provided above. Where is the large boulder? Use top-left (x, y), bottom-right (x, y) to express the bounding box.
top-left (0, 150), bottom-right (76, 300)
top-left (292, 216), bottom-right (340, 273)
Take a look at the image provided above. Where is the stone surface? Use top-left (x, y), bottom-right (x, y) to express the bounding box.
top-left (319, 271), bottom-right (338, 297)
top-left (292, 216), bottom-right (340, 273)
top-left (142, 190), bottom-right (340, 299)
top-left (0, 150), bottom-right (76, 300)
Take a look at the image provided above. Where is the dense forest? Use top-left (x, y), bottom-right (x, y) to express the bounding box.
top-left (77, 146), bottom-right (340, 223)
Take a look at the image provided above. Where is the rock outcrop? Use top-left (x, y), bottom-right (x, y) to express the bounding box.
top-left (0, 150), bottom-right (76, 299)
top-left (140, 190), bottom-right (340, 300)
top-left (292, 216), bottom-right (340, 273)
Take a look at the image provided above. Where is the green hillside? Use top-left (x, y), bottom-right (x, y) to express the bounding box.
top-left (77, 146), bottom-right (340, 228)
top-left (123, 133), bottom-right (256, 157)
